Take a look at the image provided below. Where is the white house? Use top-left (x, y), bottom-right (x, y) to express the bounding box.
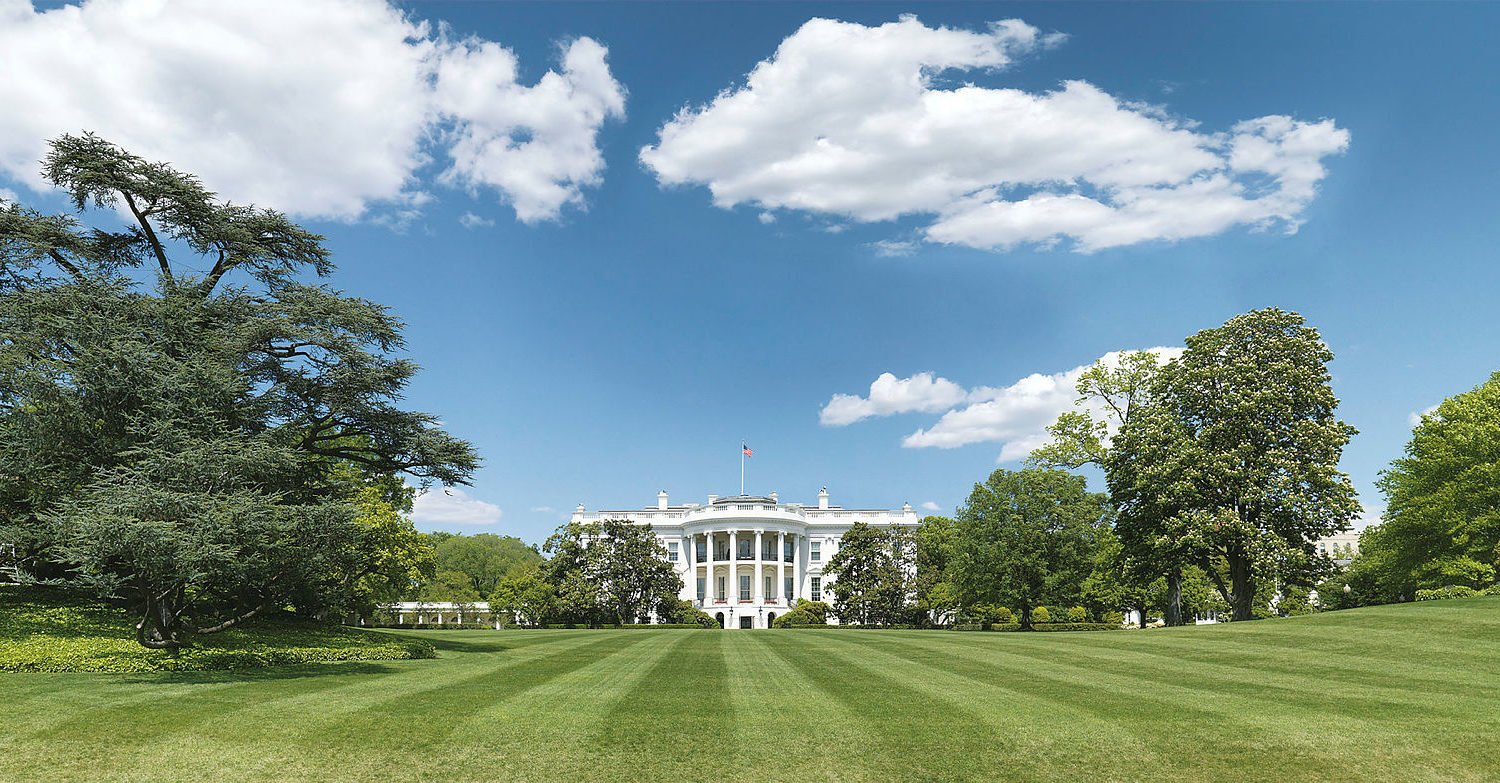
top-left (571, 489), bottom-right (920, 629)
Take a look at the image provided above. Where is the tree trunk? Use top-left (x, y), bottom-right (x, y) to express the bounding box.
top-left (135, 594), bottom-right (181, 650)
top-left (1229, 554), bottom-right (1255, 621)
top-left (1164, 569), bottom-right (1184, 627)
top-left (1018, 604), bottom-right (1033, 631)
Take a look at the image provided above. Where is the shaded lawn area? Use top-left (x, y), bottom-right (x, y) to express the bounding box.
top-left (4, 598), bottom-right (1499, 782)
top-left (0, 587), bottom-right (434, 673)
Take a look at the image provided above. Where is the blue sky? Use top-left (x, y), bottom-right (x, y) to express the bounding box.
top-left (4, 2), bottom-right (1498, 543)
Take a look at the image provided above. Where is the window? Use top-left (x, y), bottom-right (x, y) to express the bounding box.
top-left (696, 576), bottom-right (706, 602)
top-left (764, 575), bottom-right (774, 600)
top-left (784, 576), bottom-right (793, 600)
top-left (783, 538), bottom-right (793, 561)
top-left (811, 576), bottom-right (822, 602)
top-left (739, 574), bottom-right (751, 600)
top-left (696, 540), bottom-right (708, 561)
top-left (811, 541), bottom-right (821, 562)
top-left (667, 541), bottom-right (679, 562)
top-left (738, 539), bottom-right (752, 559)
top-left (717, 576), bottom-right (726, 599)
top-left (763, 540), bottom-right (776, 560)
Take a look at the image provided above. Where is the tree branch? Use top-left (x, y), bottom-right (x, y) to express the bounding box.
top-left (46, 249), bottom-right (83, 280)
top-left (121, 190), bottom-right (173, 285)
top-left (196, 601), bottom-right (271, 635)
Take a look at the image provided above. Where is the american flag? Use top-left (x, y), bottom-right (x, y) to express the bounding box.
top-left (742, 444), bottom-right (753, 457)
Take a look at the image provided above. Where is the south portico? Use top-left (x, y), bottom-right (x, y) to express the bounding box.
top-left (572, 488), bottom-right (919, 628)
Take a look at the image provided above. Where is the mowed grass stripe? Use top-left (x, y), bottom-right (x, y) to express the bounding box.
top-left (4, 632), bottom-right (650, 783)
top-left (766, 630), bottom-right (1156, 783)
top-left (725, 631), bottom-right (883, 783)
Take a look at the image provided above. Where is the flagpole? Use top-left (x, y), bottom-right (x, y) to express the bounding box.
top-left (740, 441), bottom-right (745, 496)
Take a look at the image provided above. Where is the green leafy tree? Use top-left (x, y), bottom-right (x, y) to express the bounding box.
top-left (541, 519), bottom-right (682, 625)
top-left (952, 468), bottom-right (1108, 630)
top-left (1361, 372), bottom-right (1500, 595)
top-left (1112, 309), bottom-right (1360, 621)
top-left (0, 135), bottom-right (476, 647)
top-left (913, 515), bottom-right (959, 626)
top-left (1030, 349), bottom-right (1190, 625)
top-left (431, 533), bottom-right (541, 598)
top-left (490, 562), bottom-right (557, 626)
top-left (824, 522), bottom-right (911, 625)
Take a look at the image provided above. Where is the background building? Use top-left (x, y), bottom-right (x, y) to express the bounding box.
top-left (572, 489), bottom-right (919, 628)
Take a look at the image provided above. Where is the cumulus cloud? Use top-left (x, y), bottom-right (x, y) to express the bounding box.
top-left (920, 501), bottom-right (942, 512)
top-left (820, 371), bottom-right (969, 426)
top-left (412, 487), bottom-right (504, 527)
top-left (0, 0), bottom-right (624, 223)
top-left (903, 348), bottom-right (1182, 460)
top-left (641, 15), bottom-right (1347, 253)
top-left (826, 348), bottom-right (1181, 461)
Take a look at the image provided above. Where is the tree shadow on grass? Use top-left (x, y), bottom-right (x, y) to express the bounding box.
top-left (114, 660), bottom-right (410, 686)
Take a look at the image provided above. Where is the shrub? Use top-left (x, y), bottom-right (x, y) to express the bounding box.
top-left (1066, 606), bottom-right (1088, 623)
top-left (774, 599), bottom-right (830, 627)
top-left (1485, 583), bottom-right (1500, 597)
top-left (1102, 611), bottom-right (1125, 627)
top-left (1032, 606), bottom-right (1051, 623)
top-left (1415, 586), bottom-right (1481, 601)
top-left (1028, 623), bottom-right (1119, 632)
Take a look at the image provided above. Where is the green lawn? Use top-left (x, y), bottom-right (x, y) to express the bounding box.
top-left (4, 599), bottom-right (1498, 782)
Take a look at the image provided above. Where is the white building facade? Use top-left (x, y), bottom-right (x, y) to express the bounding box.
top-left (572, 489), bottom-right (920, 629)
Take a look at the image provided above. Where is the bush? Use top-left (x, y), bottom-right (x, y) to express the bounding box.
top-left (1032, 606), bottom-right (1051, 623)
top-left (1485, 583), bottom-right (1500, 597)
top-left (774, 599), bottom-right (831, 628)
top-left (1102, 611), bottom-right (1125, 627)
top-left (1028, 622), bottom-right (1119, 632)
top-left (1065, 606), bottom-right (1088, 623)
top-left (1415, 586), bottom-right (1481, 601)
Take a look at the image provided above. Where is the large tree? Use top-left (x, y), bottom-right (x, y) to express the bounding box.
top-left (430, 533), bottom-right (541, 598)
top-left (913, 515), bottom-right (959, 626)
top-left (0, 134), bottom-right (476, 647)
top-left (1029, 349), bottom-right (1191, 625)
top-left (952, 468), bottom-right (1108, 630)
top-left (1112, 309), bottom-right (1359, 621)
top-left (824, 521), bottom-right (912, 626)
top-left (541, 519), bottom-right (682, 625)
top-left (1362, 371), bottom-right (1500, 595)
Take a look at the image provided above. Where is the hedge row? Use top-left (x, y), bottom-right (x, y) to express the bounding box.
top-left (1415, 584), bottom-right (1500, 601)
top-left (777, 622), bottom-right (1118, 632)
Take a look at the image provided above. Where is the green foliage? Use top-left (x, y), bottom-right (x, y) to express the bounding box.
top-left (913, 515), bottom-right (959, 625)
top-left (541, 519), bottom-right (682, 625)
top-left (1033, 606), bottom-right (1052, 623)
top-left (0, 136), bottom-right (476, 648)
top-left (952, 468), bottom-right (1108, 629)
top-left (429, 533), bottom-right (540, 598)
top-left (773, 599), bottom-right (830, 627)
top-left (1110, 309), bottom-right (1360, 621)
top-left (1415, 586), bottom-right (1481, 601)
top-left (489, 562), bottom-right (556, 626)
top-left (1362, 371), bottom-right (1500, 597)
top-left (0, 586), bottom-right (432, 673)
top-left (1065, 606), bottom-right (1088, 622)
top-left (823, 521), bottom-right (914, 625)
top-left (660, 599), bottom-right (717, 628)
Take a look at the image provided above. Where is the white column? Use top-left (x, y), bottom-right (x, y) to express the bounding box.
top-left (707, 531), bottom-right (716, 603)
top-left (754, 530), bottom-right (764, 605)
top-left (778, 531), bottom-right (786, 605)
top-left (729, 530), bottom-right (738, 602)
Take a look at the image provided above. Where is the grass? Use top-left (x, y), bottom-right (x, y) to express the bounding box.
top-left (0, 586), bottom-right (434, 672)
top-left (3, 598), bottom-right (1498, 782)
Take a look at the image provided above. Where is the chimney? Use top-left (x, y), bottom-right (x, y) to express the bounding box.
top-left (769, 491), bottom-right (779, 504)
top-left (708, 494), bottom-right (718, 504)
top-left (818, 487), bottom-right (829, 510)
top-left (657, 490), bottom-right (669, 510)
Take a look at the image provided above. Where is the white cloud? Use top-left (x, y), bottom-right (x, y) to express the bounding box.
top-left (641, 16), bottom-right (1347, 253)
top-left (1407, 404), bottom-right (1439, 427)
top-left (0, 0), bottom-right (624, 224)
top-left (920, 501), bottom-right (942, 512)
top-left (757, 211), bottom-right (776, 224)
top-left (412, 487), bottom-right (503, 527)
top-left (459, 211), bottom-right (494, 229)
top-left (902, 348), bottom-right (1181, 461)
top-left (820, 371), bottom-right (970, 426)
top-left (868, 239), bottom-right (918, 257)
top-left (530, 505), bottom-right (558, 514)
